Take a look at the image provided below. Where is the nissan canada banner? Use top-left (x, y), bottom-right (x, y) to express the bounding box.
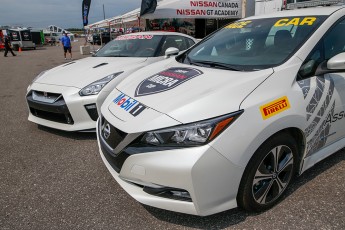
top-left (140, 0), bottom-right (243, 19)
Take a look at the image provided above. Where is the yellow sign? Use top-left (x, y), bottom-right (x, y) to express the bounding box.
top-left (260, 96), bottom-right (291, 120)
top-left (274, 17), bottom-right (316, 27)
top-left (225, 21), bottom-right (252, 29)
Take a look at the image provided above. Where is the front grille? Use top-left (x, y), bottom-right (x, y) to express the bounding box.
top-left (100, 117), bottom-right (127, 149)
top-left (27, 90), bottom-right (74, 124)
top-left (32, 91), bottom-right (62, 103)
top-left (99, 117), bottom-right (132, 173)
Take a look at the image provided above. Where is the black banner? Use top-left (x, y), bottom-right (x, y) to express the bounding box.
top-left (82, 0), bottom-right (91, 26)
top-left (140, 0), bottom-right (157, 16)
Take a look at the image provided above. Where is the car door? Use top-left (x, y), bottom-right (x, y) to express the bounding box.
top-left (297, 17), bottom-right (345, 159)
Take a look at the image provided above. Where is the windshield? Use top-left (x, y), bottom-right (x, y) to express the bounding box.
top-left (180, 16), bottom-right (326, 71)
top-left (95, 34), bottom-right (163, 57)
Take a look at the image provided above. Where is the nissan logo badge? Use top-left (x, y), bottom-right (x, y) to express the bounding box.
top-left (103, 124), bottom-right (111, 139)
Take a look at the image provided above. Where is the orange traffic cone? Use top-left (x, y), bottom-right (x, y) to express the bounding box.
top-left (18, 47), bottom-right (22, 52)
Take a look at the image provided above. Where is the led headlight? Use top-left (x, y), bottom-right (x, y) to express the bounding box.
top-left (79, 72), bottom-right (123, 96)
top-left (140, 110), bottom-right (243, 147)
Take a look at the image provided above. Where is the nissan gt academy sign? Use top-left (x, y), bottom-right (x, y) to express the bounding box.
top-left (141, 0), bottom-right (243, 19)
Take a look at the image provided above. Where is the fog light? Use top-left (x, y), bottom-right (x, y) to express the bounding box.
top-left (143, 186), bottom-right (192, 202)
top-left (171, 190), bottom-right (191, 199)
top-left (84, 103), bottom-right (98, 121)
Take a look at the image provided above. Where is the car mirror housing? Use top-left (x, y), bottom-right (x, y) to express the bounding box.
top-left (165, 47), bottom-right (179, 59)
top-left (315, 52), bottom-right (345, 76)
top-left (327, 52), bottom-right (345, 70)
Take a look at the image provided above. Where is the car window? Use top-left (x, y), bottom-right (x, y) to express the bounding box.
top-left (324, 18), bottom-right (345, 60)
top-left (95, 35), bottom-right (163, 57)
top-left (186, 38), bottom-right (196, 47)
top-left (298, 17), bottom-right (345, 80)
top-left (180, 16), bottom-right (326, 71)
top-left (159, 35), bottom-right (193, 56)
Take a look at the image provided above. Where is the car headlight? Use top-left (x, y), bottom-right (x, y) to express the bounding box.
top-left (79, 72), bottom-right (123, 96)
top-left (139, 110), bottom-right (243, 147)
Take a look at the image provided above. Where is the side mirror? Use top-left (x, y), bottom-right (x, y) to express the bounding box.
top-left (327, 52), bottom-right (345, 70)
top-left (165, 47), bottom-right (179, 59)
top-left (315, 52), bottom-right (345, 76)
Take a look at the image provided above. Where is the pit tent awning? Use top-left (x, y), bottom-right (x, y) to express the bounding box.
top-left (141, 0), bottom-right (244, 19)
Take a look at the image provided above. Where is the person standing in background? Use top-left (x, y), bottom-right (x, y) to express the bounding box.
top-left (60, 32), bottom-right (72, 60)
top-left (3, 35), bottom-right (16, 57)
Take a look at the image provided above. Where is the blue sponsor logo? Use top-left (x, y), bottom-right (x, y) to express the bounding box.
top-left (113, 93), bottom-right (146, 117)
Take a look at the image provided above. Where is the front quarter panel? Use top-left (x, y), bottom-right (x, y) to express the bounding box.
top-left (210, 57), bottom-right (307, 168)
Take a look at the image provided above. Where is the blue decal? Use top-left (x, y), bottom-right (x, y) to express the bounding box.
top-left (113, 93), bottom-right (146, 117)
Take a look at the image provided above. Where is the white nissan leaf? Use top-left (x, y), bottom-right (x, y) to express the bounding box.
top-left (98, 6), bottom-right (345, 216)
top-left (26, 32), bottom-right (197, 131)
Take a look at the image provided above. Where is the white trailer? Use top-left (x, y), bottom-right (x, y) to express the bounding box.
top-left (8, 28), bottom-right (36, 50)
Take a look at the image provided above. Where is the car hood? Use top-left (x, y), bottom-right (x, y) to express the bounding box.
top-left (35, 57), bottom-right (148, 88)
top-left (110, 59), bottom-right (274, 123)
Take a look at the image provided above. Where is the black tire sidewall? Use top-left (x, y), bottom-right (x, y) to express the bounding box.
top-left (237, 132), bottom-right (299, 212)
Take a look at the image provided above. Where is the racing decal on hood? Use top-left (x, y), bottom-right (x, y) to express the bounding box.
top-left (306, 77), bottom-right (325, 121)
top-left (134, 67), bottom-right (203, 97)
top-left (113, 93), bottom-right (147, 117)
top-left (260, 96), bottom-right (290, 120)
top-left (297, 78), bottom-right (311, 99)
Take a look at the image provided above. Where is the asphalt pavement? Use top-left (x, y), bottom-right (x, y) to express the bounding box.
top-left (0, 40), bottom-right (344, 229)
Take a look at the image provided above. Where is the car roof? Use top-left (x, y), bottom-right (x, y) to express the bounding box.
top-left (246, 5), bottom-right (345, 20)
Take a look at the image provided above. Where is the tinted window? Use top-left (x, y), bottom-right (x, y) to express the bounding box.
top-left (159, 35), bottom-right (192, 55)
top-left (95, 35), bottom-right (163, 57)
top-left (324, 18), bottom-right (345, 60)
top-left (298, 17), bottom-right (345, 80)
top-left (180, 16), bottom-right (326, 71)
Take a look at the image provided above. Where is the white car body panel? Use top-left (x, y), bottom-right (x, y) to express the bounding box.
top-left (98, 7), bottom-right (345, 216)
top-left (35, 57), bottom-right (149, 88)
top-left (115, 59), bottom-right (274, 123)
top-left (26, 32), bottom-right (198, 131)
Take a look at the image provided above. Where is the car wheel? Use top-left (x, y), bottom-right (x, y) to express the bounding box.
top-left (237, 132), bottom-right (298, 212)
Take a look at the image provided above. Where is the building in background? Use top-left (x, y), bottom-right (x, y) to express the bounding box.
top-left (85, 0), bottom-right (345, 39)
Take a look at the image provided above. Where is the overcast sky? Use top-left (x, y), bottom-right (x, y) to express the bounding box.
top-left (0, 0), bottom-right (142, 29)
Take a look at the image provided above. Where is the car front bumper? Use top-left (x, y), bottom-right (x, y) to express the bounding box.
top-left (26, 83), bottom-right (99, 131)
top-left (96, 118), bottom-right (245, 216)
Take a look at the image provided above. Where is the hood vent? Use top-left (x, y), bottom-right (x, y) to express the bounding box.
top-left (93, 63), bottom-right (108, 68)
top-left (62, 62), bottom-right (76, 67)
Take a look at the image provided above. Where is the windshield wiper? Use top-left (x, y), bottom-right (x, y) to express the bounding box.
top-left (186, 56), bottom-right (209, 67)
top-left (191, 60), bottom-right (241, 71)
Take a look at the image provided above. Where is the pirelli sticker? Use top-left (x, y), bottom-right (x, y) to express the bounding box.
top-left (260, 96), bottom-right (291, 120)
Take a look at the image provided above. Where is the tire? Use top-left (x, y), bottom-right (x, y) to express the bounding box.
top-left (237, 132), bottom-right (298, 212)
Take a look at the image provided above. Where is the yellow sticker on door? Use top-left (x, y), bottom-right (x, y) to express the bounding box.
top-left (260, 96), bottom-right (291, 120)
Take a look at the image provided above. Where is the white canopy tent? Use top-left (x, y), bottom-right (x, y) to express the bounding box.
top-left (122, 8), bottom-right (141, 23)
top-left (109, 15), bottom-right (123, 26)
top-left (141, 0), bottom-right (244, 19)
